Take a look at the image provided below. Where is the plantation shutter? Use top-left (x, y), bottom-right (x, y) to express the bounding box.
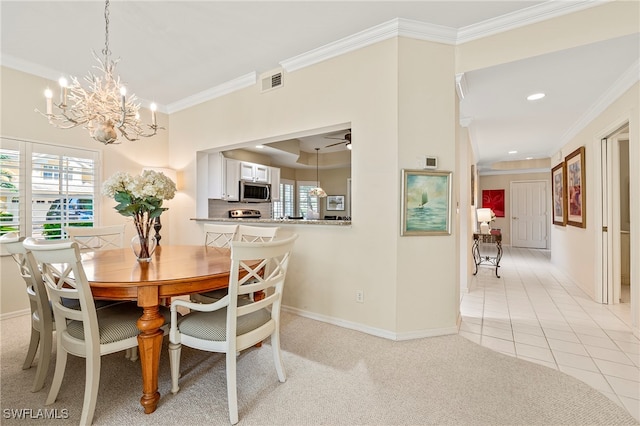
top-left (297, 181), bottom-right (317, 218)
top-left (0, 138), bottom-right (99, 240)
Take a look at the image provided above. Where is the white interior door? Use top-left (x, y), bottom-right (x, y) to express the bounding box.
top-left (511, 181), bottom-right (547, 248)
top-left (601, 130), bottom-right (628, 304)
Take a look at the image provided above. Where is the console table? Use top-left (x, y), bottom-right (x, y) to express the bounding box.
top-left (472, 230), bottom-right (502, 278)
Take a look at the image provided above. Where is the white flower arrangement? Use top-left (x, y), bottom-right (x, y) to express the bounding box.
top-left (102, 170), bottom-right (176, 207)
top-left (103, 170), bottom-right (176, 258)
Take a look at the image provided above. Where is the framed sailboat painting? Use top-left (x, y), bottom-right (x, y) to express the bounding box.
top-left (401, 169), bottom-right (452, 236)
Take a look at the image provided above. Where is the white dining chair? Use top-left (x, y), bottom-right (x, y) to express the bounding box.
top-left (64, 224), bottom-right (125, 252)
top-left (193, 225), bottom-right (279, 304)
top-left (0, 232), bottom-right (54, 392)
top-left (22, 238), bottom-right (170, 425)
top-left (236, 224), bottom-right (279, 242)
top-left (169, 234), bottom-right (298, 424)
top-left (64, 223), bottom-right (140, 359)
top-left (204, 223), bottom-right (238, 248)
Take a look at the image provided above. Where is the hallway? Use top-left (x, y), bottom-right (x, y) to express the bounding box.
top-left (459, 246), bottom-right (639, 421)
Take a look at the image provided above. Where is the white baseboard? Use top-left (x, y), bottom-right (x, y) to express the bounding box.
top-left (0, 308), bottom-right (29, 321)
top-left (282, 305), bottom-right (457, 341)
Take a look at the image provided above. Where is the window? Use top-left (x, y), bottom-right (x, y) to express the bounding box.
top-left (297, 180), bottom-right (318, 217)
top-left (0, 137), bottom-right (99, 240)
top-left (0, 146), bottom-right (20, 236)
top-left (273, 179), bottom-right (295, 218)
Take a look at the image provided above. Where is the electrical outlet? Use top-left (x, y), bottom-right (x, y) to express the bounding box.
top-left (356, 290), bottom-right (364, 303)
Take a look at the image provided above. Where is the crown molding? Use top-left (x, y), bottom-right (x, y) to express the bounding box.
top-left (165, 72), bottom-right (257, 114)
top-left (457, 0), bottom-right (609, 43)
top-left (558, 59), bottom-right (639, 150)
top-left (281, 18), bottom-right (457, 73)
top-left (2, 54), bottom-right (62, 84)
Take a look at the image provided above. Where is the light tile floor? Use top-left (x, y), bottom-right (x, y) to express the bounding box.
top-left (459, 246), bottom-right (639, 422)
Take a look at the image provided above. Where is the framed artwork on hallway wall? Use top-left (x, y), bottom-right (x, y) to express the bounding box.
top-left (482, 189), bottom-right (505, 217)
top-left (551, 162), bottom-right (566, 226)
top-left (471, 165), bottom-right (476, 206)
top-left (401, 169), bottom-right (452, 236)
top-left (566, 146), bottom-right (586, 228)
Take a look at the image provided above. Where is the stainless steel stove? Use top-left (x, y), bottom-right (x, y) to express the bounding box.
top-left (228, 209), bottom-right (262, 219)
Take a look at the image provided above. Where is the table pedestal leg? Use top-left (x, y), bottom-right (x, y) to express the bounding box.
top-left (137, 306), bottom-right (165, 414)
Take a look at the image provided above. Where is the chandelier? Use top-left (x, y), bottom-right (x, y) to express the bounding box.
top-left (308, 148), bottom-right (327, 198)
top-left (35, 0), bottom-right (161, 145)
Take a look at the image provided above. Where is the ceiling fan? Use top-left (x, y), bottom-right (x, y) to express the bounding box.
top-left (325, 130), bottom-right (352, 149)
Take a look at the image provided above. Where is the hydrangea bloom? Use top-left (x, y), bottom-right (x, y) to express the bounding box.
top-left (103, 170), bottom-right (176, 215)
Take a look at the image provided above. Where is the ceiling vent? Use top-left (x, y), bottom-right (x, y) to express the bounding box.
top-left (261, 70), bottom-right (283, 93)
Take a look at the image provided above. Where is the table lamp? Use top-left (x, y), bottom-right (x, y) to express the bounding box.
top-left (477, 208), bottom-right (493, 234)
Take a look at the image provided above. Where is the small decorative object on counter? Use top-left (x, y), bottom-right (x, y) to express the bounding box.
top-left (103, 170), bottom-right (176, 262)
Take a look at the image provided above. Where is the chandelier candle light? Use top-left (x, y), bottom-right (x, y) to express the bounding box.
top-left (36, 0), bottom-right (162, 144)
top-left (103, 170), bottom-right (176, 262)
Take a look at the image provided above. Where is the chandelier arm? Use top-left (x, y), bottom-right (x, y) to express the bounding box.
top-left (34, 110), bottom-right (89, 129)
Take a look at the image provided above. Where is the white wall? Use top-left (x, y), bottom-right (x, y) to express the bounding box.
top-left (168, 37), bottom-right (460, 337)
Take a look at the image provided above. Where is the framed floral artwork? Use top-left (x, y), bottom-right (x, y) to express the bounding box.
top-left (551, 162), bottom-right (566, 226)
top-left (566, 146), bottom-right (586, 228)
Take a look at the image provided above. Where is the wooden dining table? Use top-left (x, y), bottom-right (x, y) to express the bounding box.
top-left (80, 244), bottom-right (237, 415)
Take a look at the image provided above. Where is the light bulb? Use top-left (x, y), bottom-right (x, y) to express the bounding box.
top-left (58, 77), bottom-right (68, 88)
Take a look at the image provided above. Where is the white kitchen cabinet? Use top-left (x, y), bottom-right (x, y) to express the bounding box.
top-left (207, 153), bottom-right (240, 201)
top-left (240, 161), bottom-right (269, 183)
top-left (207, 152), bottom-right (225, 200)
top-left (224, 158), bottom-right (240, 201)
top-left (270, 166), bottom-right (281, 201)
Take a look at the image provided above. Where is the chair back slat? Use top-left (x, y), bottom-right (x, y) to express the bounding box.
top-left (64, 224), bottom-right (125, 252)
top-left (228, 235), bottom-right (296, 323)
top-left (236, 225), bottom-right (278, 242)
top-left (204, 223), bottom-right (238, 248)
top-left (0, 233), bottom-right (53, 330)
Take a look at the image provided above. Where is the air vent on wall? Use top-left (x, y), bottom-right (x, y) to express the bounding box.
top-left (261, 70), bottom-right (283, 93)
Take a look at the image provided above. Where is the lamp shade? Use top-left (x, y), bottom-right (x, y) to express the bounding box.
top-left (476, 208), bottom-right (493, 223)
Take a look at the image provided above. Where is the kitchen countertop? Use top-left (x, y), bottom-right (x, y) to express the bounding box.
top-left (191, 217), bottom-right (352, 226)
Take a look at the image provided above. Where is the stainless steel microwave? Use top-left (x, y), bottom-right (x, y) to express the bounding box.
top-left (239, 180), bottom-right (271, 202)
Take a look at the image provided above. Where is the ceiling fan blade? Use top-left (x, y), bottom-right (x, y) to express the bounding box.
top-left (325, 136), bottom-right (346, 140)
top-left (325, 141), bottom-right (346, 148)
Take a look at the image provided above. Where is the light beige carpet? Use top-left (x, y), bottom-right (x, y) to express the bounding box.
top-left (1, 312), bottom-right (637, 425)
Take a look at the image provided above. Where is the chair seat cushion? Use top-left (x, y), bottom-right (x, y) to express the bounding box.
top-left (177, 306), bottom-right (270, 341)
top-left (66, 302), bottom-right (171, 344)
top-left (197, 289), bottom-right (228, 300)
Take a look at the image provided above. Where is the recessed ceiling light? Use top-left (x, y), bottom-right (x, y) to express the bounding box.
top-left (527, 93), bottom-right (545, 101)
top-left (508, 150), bottom-right (518, 154)
top-left (255, 145), bottom-right (264, 149)
top-left (526, 157), bottom-right (533, 160)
